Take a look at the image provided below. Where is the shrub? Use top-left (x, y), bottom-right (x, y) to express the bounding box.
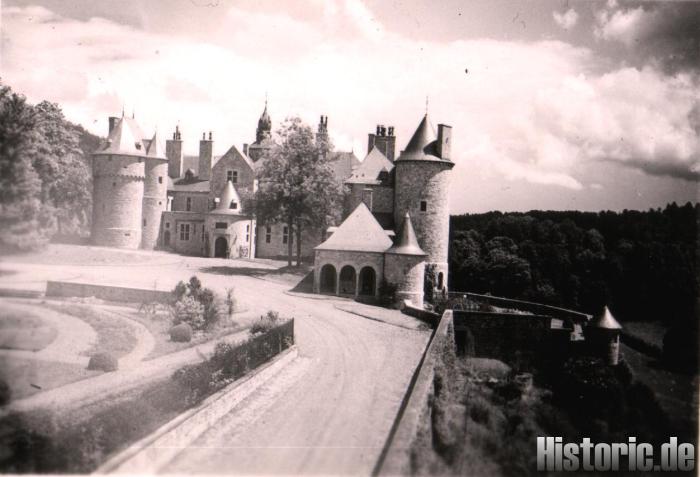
top-left (173, 296), bottom-right (205, 329)
top-left (87, 352), bottom-right (118, 372)
top-left (250, 311), bottom-right (280, 335)
top-left (378, 279), bottom-right (398, 307)
top-left (169, 323), bottom-right (193, 342)
top-left (0, 379), bottom-right (11, 406)
top-left (172, 281), bottom-right (188, 301)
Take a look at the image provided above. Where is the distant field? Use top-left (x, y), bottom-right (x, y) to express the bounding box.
top-left (0, 309), bottom-right (57, 351)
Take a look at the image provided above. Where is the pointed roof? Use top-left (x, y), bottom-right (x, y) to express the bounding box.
top-left (95, 115), bottom-right (148, 157)
top-left (258, 100), bottom-right (271, 130)
top-left (146, 130), bottom-right (167, 160)
top-left (346, 147), bottom-right (394, 184)
top-left (395, 114), bottom-right (451, 163)
top-left (219, 144), bottom-right (256, 172)
top-left (387, 213), bottom-right (426, 256)
top-left (589, 306), bottom-right (622, 330)
top-left (214, 180), bottom-right (242, 215)
top-left (315, 202), bottom-right (393, 252)
top-left (328, 151), bottom-right (360, 181)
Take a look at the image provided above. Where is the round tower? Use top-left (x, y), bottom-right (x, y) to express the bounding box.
top-left (385, 212), bottom-right (426, 305)
top-left (141, 130), bottom-right (169, 250)
top-left (393, 114), bottom-right (454, 291)
top-left (92, 116), bottom-right (147, 249)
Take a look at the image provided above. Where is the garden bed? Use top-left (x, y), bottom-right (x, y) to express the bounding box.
top-left (0, 318), bottom-right (295, 473)
top-left (0, 308), bottom-right (57, 352)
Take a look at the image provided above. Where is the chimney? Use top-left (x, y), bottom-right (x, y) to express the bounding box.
top-left (437, 124), bottom-right (452, 161)
top-left (388, 126), bottom-right (394, 136)
top-left (243, 143), bottom-right (249, 156)
top-left (166, 126), bottom-right (183, 179)
top-left (108, 116), bottom-right (119, 134)
top-left (199, 131), bottom-right (213, 181)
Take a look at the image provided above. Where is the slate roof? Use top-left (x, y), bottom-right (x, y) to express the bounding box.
top-left (168, 176), bottom-right (211, 193)
top-left (387, 213), bottom-right (426, 256)
top-left (346, 147), bottom-right (394, 185)
top-left (395, 113), bottom-right (452, 164)
top-left (218, 144), bottom-right (256, 172)
top-left (145, 130), bottom-right (167, 160)
top-left (315, 202), bottom-right (393, 253)
top-left (94, 116), bottom-right (148, 157)
top-left (328, 151), bottom-right (360, 181)
top-left (589, 306), bottom-right (622, 330)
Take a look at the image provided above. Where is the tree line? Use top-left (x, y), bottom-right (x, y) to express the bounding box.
top-left (449, 202), bottom-right (699, 330)
top-left (0, 83), bottom-right (99, 251)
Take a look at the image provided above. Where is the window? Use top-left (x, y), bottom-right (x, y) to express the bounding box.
top-left (180, 223), bottom-right (190, 241)
top-left (165, 222), bottom-right (170, 229)
top-left (227, 170), bottom-right (238, 184)
top-left (143, 219), bottom-right (146, 226)
top-left (215, 222), bottom-right (227, 229)
top-left (158, 176), bottom-right (163, 184)
top-left (265, 226), bottom-right (271, 244)
top-left (282, 226), bottom-right (289, 244)
top-left (420, 200), bottom-right (427, 212)
top-left (245, 224), bottom-right (250, 243)
top-left (230, 201), bottom-right (238, 210)
top-left (186, 197), bottom-right (192, 211)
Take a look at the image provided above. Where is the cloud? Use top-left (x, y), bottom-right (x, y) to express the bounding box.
top-left (553, 8), bottom-right (579, 30)
top-left (2, 1), bottom-right (698, 214)
top-left (594, 2), bottom-right (700, 74)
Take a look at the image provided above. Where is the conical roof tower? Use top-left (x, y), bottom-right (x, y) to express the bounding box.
top-left (387, 213), bottom-right (426, 256)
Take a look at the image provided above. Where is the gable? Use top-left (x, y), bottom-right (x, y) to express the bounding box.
top-left (212, 145), bottom-right (255, 175)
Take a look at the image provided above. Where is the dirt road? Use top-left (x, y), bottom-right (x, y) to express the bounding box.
top-left (0, 246), bottom-right (431, 475)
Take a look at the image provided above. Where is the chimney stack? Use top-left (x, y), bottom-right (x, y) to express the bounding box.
top-left (367, 123), bottom-right (396, 162)
top-left (436, 124), bottom-right (452, 161)
top-left (198, 131), bottom-right (213, 181)
top-left (166, 126), bottom-right (183, 179)
top-left (108, 116), bottom-right (119, 134)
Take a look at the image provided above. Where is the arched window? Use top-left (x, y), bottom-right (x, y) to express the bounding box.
top-left (320, 264), bottom-right (337, 294)
top-left (339, 266), bottom-right (357, 295)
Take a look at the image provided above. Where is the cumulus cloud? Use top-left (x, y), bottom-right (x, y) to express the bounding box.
top-left (594, 2), bottom-right (700, 74)
top-left (2, 0), bottom-right (698, 214)
top-left (553, 8), bottom-right (579, 30)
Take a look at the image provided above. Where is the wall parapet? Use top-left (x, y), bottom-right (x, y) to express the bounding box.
top-left (46, 281), bottom-right (172, 304)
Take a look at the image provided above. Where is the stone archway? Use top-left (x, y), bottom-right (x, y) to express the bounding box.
top-left (339, 265), bottom-right (357, 296)
top-left (359, 266), bottom-right (376, 296)
top-left (320, 264), bottom-right (337, 294)
top-left (214, 236), bottom-right (228, 258)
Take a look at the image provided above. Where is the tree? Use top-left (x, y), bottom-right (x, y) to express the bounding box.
top-left (0, 85), bottom-right (55, 250)
top-left (252, 117), bottom-right (344, 266)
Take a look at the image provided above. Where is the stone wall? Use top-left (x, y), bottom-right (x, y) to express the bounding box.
top-left (205, 214), bottom-right (256, 258)
top-left (170, 191), bottom-right (209, 214)
top-left (46, 281), bottom-right (172, 303)
top-left (385, 254), bottom-right (425, 305)
top-left (161, 211), bottom-right (206, 255)
top-left (256, 223), bottom-right (320, 259)
top-left (92, 154), bottom-right (146, 249)
top-left (346, 184), bottom-right (394, 216)
top-left (210, 148), bottom-right (256, 205)
top-left (394, 161), bottom-right (452, 286)
top-left (141, 158), bottom-right (168, 250)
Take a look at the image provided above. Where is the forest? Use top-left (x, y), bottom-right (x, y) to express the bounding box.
top-left (0, 84), bottom-right (100, 251)
top-left (449, 203), bottom-right (698, 331)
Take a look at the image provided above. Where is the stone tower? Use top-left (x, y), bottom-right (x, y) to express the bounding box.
top-left (166, 125), bottom-right (183, 179)
top-left (367, 124), bottom-right (396, 161)
top-left (91, 115), bottom-right (147, 249)
top-left (385, 212), bottom-right (426, 305)
top-left (141, 130), bottom-right (168, 250)
top-left (393, 114), bottom-right (453, 291)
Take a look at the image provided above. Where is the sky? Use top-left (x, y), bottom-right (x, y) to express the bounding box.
top-left (1, 0), bottom-right (698, 214)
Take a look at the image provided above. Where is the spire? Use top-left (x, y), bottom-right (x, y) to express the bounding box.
top-left (401, 114), bottom-right (438, 158)
top-left (215, 180), bottom-right (242, 214)
top-left (387, 212), bottom-right (426, 256)
top-left (589, 306), bottom-right (622, 330)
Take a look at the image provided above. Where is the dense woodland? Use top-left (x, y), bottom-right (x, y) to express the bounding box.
top-left (0, 84), bottom-right (100, 251)
top-left (449, 203), bottom-right (699, 330)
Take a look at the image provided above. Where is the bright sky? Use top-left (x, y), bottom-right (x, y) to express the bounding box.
top-left (1, 0), bottom-right (698, 213)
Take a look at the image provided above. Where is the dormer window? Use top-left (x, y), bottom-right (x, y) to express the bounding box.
top-left (230, 201), bottom-right (238, 210)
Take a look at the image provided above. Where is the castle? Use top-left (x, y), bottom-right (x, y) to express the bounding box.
top-left (91, 103), bottom-right (453, 305)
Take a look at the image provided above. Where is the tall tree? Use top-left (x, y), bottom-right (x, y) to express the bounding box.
top-left (253, 117), bottom-right (343, 266)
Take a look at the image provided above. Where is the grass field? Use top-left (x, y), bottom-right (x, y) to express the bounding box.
top-left (0, 309), bottom-right (57, 352)
top-left (0, 356), bottom-right (99, 400)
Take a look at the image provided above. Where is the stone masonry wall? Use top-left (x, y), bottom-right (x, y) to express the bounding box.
top-left (256, 223), bottom-right (320, 260)
top-left (92, 154), bottom-right (145, 249)
top-left (141, 158), bottom-right (168, 249)
top-left (46, 281), bottom-right (172, 303)
top-left (313, 250), bottom-right (384, 296)
top-left (385, 253), bottom-right (425, 305)
top-left (170, 191), bottom-right (209, 214)
top-left (346, 184), bottom-right (394, 216)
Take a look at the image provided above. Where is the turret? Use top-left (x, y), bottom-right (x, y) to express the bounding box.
top-left (393, 113), bottom-right (454, 292)
top-left (385, 213), bottom-right (426, 305)
top-left (142, 130), bottom-right (168, 250)
top-left (584, 306), bottom-right (622, 365)
top-left (198, 131), bottom-right (213, 181)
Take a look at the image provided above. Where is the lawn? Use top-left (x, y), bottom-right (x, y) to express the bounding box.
top-left (1, 243), bottom-right (172, 266)
top-left (0, 309), bottom-right (57, 352)
top-left (42, 303), bottom-right (138, 358)
top-left (0, 356), bottom-right (99, 400)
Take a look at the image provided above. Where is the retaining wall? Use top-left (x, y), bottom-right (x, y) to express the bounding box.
top-left (45, 281), bottom-right (172, 303)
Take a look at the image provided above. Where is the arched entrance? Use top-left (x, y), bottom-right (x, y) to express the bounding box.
top-left (339, 265), bottom-right (357, 295)
top-left (359, 266), bottom-right (376, 296)
top-left (320, 264), bottom-right (337, 294)
top-left (163, 231), bottom-right (170, 247)
top-left (214, 236), bottom-right (228, 258)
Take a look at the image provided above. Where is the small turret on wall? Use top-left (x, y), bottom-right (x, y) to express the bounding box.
top-left (384, 212), bottom-right (426, 306)
top-left (584, 306), bottom-right (622, 365)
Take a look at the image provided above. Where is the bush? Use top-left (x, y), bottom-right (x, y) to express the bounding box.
top-left (0, 379), bottom-right (11, 406)
top-left (173, 296), bottom-right (205, 329)
top-left (87, 352), bottom-right (118, 372)
top-left (378, 279), bottom-right (398, 307)
top-left (169, 323), bottom-right (193, 342)
top-left (250, 311), bottom-right (279, 335)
